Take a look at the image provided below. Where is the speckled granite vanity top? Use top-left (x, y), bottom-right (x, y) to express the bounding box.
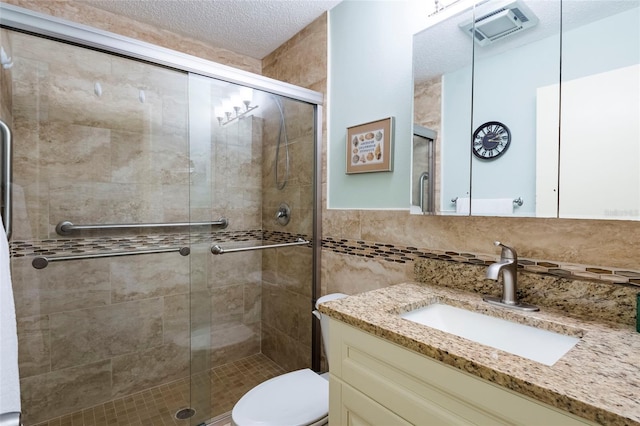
top-left (319, 282), bottom-right (640, 425)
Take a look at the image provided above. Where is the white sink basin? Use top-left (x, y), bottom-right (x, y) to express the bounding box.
top-left (400, 303), bottom-right (580, 366)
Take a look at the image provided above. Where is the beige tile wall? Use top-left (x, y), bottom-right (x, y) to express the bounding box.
top-left (257, 14), bottom-right (327, 370)
top-left (11, 253), bottom-right (193, 423)
top-left (324, 211), bottom-right (640, 270)
top-left (8, 31), bottom-right (191, 240)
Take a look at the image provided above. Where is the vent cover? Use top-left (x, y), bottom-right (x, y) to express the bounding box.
top-left (459, 0), bottom-right (539, 46)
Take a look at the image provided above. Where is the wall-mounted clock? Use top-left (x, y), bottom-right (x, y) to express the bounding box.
top-left (472, 121), bottom-right (511, 160)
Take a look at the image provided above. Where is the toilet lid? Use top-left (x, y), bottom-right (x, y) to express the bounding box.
top-left (232, 368), bottom-right (328, 426)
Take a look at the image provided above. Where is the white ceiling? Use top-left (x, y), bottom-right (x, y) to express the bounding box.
top-left (86, 0), bottom-right (342, 59)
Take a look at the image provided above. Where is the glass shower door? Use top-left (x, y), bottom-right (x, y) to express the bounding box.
top-left (188, 74), bottom-right (267, 419)
top-left (187, 73), bottom-right (318, 419)
top-left (1, 28), bottom-right (213, 425)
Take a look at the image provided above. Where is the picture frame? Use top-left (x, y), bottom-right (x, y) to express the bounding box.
top-left (346, 117), bottom-right (394, 174)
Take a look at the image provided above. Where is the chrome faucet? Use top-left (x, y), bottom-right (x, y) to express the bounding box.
top-left (483, 241), bottom-right (539, 312)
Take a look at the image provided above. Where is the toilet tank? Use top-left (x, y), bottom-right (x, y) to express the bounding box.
top-left (313, 293), bottom-right (349, 362)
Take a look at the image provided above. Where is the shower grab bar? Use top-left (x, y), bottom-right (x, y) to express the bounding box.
top-left (0, 119), bottom-right (12, 240)
top-left (211, 238), bottom-right (309, 255)
top-left (55, 218), bottom-right (229, 235)
top-left (32, 246), bottom-right (191, 269)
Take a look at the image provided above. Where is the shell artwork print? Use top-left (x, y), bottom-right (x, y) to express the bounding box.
top-left (346, 117), bottom-right (394, 174)
top-left (351, 129), bottom-right (384, 166)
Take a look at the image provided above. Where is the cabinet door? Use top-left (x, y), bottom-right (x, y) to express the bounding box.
top-left (331, 377), bottom-right (411, 426)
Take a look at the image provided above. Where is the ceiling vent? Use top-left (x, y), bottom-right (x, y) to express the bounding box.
top-left (459, 0), bottom-right (539, 46)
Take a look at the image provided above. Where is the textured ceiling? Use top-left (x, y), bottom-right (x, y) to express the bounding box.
top-left (414, 0), bottom-right (639, 83)
top-left (86, 0), bottom-right (342, 59)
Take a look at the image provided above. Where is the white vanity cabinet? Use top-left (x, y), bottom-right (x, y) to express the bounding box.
top-left (328, 318), bottom-right (595, 426)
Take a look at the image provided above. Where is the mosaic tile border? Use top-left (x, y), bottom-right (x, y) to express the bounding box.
top-left (321, 237), bottom-right (640, 288)
top-left (9, 230), bottom-right (310, 258)
top-left (11, 231), bottom-right (638, 287)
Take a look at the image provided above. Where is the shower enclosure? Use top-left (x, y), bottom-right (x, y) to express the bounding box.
top-left (0, 4), bottom-right (322, 425)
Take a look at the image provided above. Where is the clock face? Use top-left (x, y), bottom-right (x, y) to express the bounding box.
top-left (472, 121), bottom-right (511, 160)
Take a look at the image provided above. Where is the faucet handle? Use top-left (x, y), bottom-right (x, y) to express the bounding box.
top-left (494, 241), bottom-right (517, 261)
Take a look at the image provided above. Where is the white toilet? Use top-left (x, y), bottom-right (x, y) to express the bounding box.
top-left (231, 293), bottom-right (349, 426)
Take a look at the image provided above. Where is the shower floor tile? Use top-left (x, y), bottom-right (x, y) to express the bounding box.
top-left (32, 353), bottom-right (286, 426)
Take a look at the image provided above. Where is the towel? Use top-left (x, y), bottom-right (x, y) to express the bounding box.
top-left (455, 197), bottom-right (471, 214)
top-left (456, 198), bottom-right (514, 215)
top-left (472, 198), bottom-right (514, 215)
top-left (0, 221), bottom-right (20, 415)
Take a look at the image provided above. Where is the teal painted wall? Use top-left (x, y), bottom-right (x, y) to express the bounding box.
top-left (328, 1), bottom-right (415, 209)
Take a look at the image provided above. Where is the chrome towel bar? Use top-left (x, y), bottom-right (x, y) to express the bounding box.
top-left (32, 246), bottom-right (190, 269)
top-left (55, 218), bottom-right (228, 235)
top-left (0, 119), bottom-right (12, 240)
top-left (451, 197), bottom-right (524, 206)
top-left (211, 238), bottom-right (309, 255)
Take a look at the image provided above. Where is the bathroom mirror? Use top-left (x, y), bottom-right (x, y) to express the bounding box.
top-left (555, 0), bottom-right (639, 220)
top-left (412, 0), bottom-right (640, 219)
top-left (412, 2), bottom-right (474, 215)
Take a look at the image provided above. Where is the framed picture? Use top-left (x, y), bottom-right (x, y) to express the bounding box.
top-left (346, 117), bottom-right (394, 174)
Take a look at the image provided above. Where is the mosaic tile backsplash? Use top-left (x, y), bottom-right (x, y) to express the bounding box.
top-left (321, 237), bottom-right (639, 327)
top-left (322, 237), bottom-right (640, 287)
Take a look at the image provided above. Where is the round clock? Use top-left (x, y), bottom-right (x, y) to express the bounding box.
top-left (472, 121), bottom-right (511, 160)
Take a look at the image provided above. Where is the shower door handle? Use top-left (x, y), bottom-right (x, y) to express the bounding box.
top-left (419, 171), bottom-right (433, 214)
top-left (0, 119), bottom-right (12, 240)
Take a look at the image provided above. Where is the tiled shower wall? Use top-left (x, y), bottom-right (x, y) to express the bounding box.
top-left (259, 98), bottom-right (315, 371)
top-left (6, 30), bottom-right (192, 240)
top-left (2, 28), bottom-right (264, 423)
top-left (259, 14), bottom-right (327, 372)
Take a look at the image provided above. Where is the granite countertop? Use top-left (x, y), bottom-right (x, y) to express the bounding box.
top-left (319, 282), bottom-right (640, 425)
